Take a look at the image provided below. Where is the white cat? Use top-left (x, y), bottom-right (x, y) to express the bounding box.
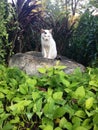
top-left (41, 29), bottom-right (57, 59)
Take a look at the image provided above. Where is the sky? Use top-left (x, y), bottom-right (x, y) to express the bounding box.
top-left (8, 0), bottom-right (16, 3)
top-left (8, 0), bottom-right (12, 2)
top-left (7, 0), bottom-right (89, 3)
top-left (7, 0), bottom-right (98, 15)
top-left (8, 0), bottom-right (13, 3)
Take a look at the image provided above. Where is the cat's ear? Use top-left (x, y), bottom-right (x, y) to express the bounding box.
top-left (41, 29), bottom-right (45, 33)
top-left (49, 29), bottom-right (52, 33)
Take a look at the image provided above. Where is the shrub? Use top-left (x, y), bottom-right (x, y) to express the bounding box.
top-left (0, 64), bottom-right (98, 130)
top-left (33, 1), bottom-right (98, 66)
top-left (0, 0), bottom-right (10, 64)
top-left (31, 0), bottom-right (75, 55)
top-left (5, 0), bottom-right (98, 67)
top-left (6, 0), bottom-right (42, 59)
top-left (68, 10), bottom-right (98, 66)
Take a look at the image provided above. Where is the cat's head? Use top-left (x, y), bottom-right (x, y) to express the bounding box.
top-left (41, 29), bottom-right (52, 41)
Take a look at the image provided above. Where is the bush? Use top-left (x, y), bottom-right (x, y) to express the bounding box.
top-left (30, 1), bottom-right (98, 67)
top-left (4, 0), bottom-right (42, 63)
top-left (0, 0), bottom-right (10, 64)
top-left (68, 10), bottom-right (98, 66)
top-left (0, 64), bottom-right (98, 130)
top-left (31, 0), bottom-right (75, 55)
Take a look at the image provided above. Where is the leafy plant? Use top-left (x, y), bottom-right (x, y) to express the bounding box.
top-left (0, 64), bottom-right (98, 129)
top-left (0, 0), bottom-right (42, 64)
top-left (30, 0), bottom-right (77, 54)
top-left (68, 10), bottom-right (98, 66)
top-left (0, 0), bottom-right (10, 64)
top-left (5, 0), bottom-right (42, 63)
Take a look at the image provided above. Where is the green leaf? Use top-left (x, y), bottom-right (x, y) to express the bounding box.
top-left (38, 68), bottom-right (46, 74)
top-left (0, 92), bottom-right (4, 98)
top-left (75, 110), bottom-right (86, 118)
top-left (85, 97), bottom-right (94, 110)
top-left (53, 92), bottom-right (63, 100)
top-left (26, 112), bottom-right (33, 121)
top-left (64, 88), bottom-right (72, 93)
top-left (53, 107), bottom-right (67, 119)
top-left (85, 110), bottom-right (95, 117)
top-left (74, 86), bottom-right (85, 98)
top-left (32, 92), bottom-right (40, 101)
top-left (59, 117), bottom-right (72, 129)
top-left (43, 101), bottom-right (56, 120)
top-left (89, 80), bottom-right (98, 87)
top-left (75, 126), bottom-right (88, 130)
top-left (93, 114), bottom-right (98, 125)
top-left (0, 108), bottom-right (4, 114)
top-left (26, 78), bottom-right (37, 87)
top-left (2, 123), bottom-right (13, 130)
top-left (61, 79), bottom-right (70, 87)
top-left (43, 125), bottom-right (53, 130)
top-left (42, 117), bottom-right (54, 126)
top-left (62, 104), bottom-right (74, 118)
top-left (9, 78), bottom-right (18, 87)
top-left (19, 84), bottom-right (28, 94)
top-left (33, 98), bottom-right (42, 118)
top-left (6, 91), bottom-right (15, 101)
top-left (9, 100), bottom-right (31, 114)
top-left (0, 88), bottom-right (10, 94)
top-left (82, 118), bottom-right (91, 126)
top-left (0, 113), bottom-right (10, 121)
top-left (10, 116), bottom-right (20, 124)
top-left (54, 65), bottom-right (66, 70)
top-left (54, 127), bottom-right (62, 130)
top-left (12, 97), bottom-right (21, 103)
top-left (94, 125), bottom-right (98, 130)
top-left (72, 117), bottom-right (82, 128)
top-left (82, 119), bottom-right (92, 130)
top-left (59, 117), bottom-right (67, 128)
top-left (47, 88), bottom-right (53, 97)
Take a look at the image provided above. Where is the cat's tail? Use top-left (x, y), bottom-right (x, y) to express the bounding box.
top-left (55, 55), bottom-right (62, 60)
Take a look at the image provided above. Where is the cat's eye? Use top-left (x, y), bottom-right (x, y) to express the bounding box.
top-left (44, 32), bottom-right (47, 34)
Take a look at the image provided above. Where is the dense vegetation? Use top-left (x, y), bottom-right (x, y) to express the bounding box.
top-left (0, 0), bottom-right (98, 129)
top-left (0, 65), bottom-right (98, 130)
top-left (0, 0), bottom-right (98, 66)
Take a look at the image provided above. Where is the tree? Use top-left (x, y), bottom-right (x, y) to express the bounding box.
top-left (7, 0), bottom-right (42, 53)
top-left (90, 0), bottom-right (98, 8)
top-left (0, 0), bottom-right (9, 64)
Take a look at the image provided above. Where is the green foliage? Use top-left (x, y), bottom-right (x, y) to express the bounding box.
top-left (31, 0), bottom-right (98, 66)
top-left (6, 0), bottom-right (42, 53)
top-left (1, 0), bottom-right (97, 66)
top-left (68, 10), bottom-right (98, 66)
top-left (28, 0), bottom-right (77, 54)
top-left (1, 0), bottom-right (98, 66)
top-left (0, 64), bottom-right (98, 129)
top-left (0, 0), bottom-right (10, 64)
top-left (33, 0), bottom-right (74, 55)
top-left (90, 0), bottom-right (98, 8)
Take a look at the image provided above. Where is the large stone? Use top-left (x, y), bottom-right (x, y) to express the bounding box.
top-left (9, 51), bottom-right (85, 76)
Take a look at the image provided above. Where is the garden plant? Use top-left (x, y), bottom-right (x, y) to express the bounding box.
top-left (0, 65), bottom-right (98, 130)
top-left (0, 0), bottom-right (98, 129)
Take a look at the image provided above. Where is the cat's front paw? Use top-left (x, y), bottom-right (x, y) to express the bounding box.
top-left (43, 56), bottom-right (47, 58)
top-left (47, 56), bottom-right (54, 59)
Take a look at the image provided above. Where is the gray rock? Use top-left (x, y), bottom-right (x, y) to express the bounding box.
top-left (9, 51), bottom-right (85, 76)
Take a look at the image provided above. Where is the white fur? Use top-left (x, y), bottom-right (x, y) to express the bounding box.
top-left (41, 29), bottom-right (57, 59)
